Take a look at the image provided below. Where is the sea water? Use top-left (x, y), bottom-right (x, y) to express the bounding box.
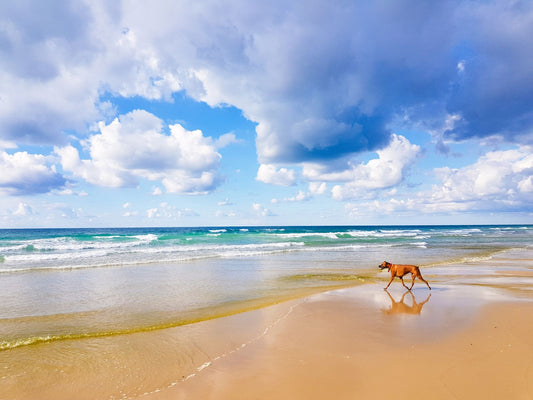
top-left (0, 225), bottom-right (531, 350)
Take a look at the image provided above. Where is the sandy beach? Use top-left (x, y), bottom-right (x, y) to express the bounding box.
top-left (140, 250), bottom-right (533, 400)
top-left (143, 294), bottom-right (532, 400)
top-left (2, 249), bottom-right (532, 400)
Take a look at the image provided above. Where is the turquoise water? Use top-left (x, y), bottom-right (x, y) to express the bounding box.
top-left (0, 225), bottom-right (531, 350)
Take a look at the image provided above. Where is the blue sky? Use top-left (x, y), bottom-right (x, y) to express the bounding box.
top-left (0, 0), bottom-right (532, 228)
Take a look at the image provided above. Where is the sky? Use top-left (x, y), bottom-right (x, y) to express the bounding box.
top-left (0, 0), bottom-right (532, 228)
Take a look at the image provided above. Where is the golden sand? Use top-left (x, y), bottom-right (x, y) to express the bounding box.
top-left (2, 251), bottom-right (532, 400)
top-left (140, 251), bottom-right (533, 400)
top-left (141, 292), bottom-right (533, 400)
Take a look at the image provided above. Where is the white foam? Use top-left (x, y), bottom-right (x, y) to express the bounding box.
top-left (274, 232), bottom-right (341, 239)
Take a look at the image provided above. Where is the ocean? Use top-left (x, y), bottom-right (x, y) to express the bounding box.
top-left (0, 225), bottom-right (531, 351)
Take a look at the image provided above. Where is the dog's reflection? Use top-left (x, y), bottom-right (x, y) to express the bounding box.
top-left (382, 289), bottom-right (431, 315)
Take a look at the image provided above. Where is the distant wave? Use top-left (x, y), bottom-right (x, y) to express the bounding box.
top-left (0, 225), bottom-right (531, 274)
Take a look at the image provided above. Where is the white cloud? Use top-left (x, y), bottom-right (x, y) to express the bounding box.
top-left (0, 0), bottom-right (532, 227)
top-left (0, 1), bottom-right (183, 146)
top-left (309, 182), bottom-right (327, 195)
top-left (253, 203), bottom-right (275, 217)
top-left (0, 150), bottom-right (66, 195)
top-left (146, 203), bottom-right (198, 219)
top-left (518, 176), bottom-right (533, 193)
top-left (0, 140), bottom-right (17, 149)
top-left (256, 164), bottom-right (296, 186)
top-left (275, 182), bottom-right (326, 204)
top-left (305, 134), bottom-right (420, 200)
top-left (146, 207), bottom-right (158, 219)
top-left (214, 133), bottom-right (240, 148)
top-left (286, 190), bottom-right (311, 202)
top-left (1, 1), bottom-right (532, 162)
top-left (429, 146), bottom-right (533, 206)
top-left (217, 198), bottom-right (233, 206)
top-left (56, 110), bottom-right (223, 194)
top-left (13, 202), bottom-right (34, 216)
top-left (215, 210), bottom-right (237, 218)
top-left (345, 146), bottom-right (533, 216)
top-left (55, 188), bottom-right (82, 196)
top-left (257, 134), bottom-right (419, 201)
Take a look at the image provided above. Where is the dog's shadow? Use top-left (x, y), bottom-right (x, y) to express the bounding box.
top-left (382, 289), bottom-right (431, 316)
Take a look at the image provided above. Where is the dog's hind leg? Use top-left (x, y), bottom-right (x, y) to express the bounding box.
top-left (408, 275), bottom-right (416, 290)
top-left (419, 276), bottom-right (431, 290)
top-left (414, 270), bottom-right (431, 290)
top-left (400, 277), bottom-right (410, 290)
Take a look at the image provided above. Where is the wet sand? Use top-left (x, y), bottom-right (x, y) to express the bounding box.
top-left (141, 251), bottom-right (533, 400)
top-left (143, 292), bottom-right (532, 400)
top-left (2, 250), bottom-right (533, 400)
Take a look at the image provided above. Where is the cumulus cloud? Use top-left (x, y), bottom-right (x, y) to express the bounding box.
top-left (285, 190), bottom-right (312, 202)
top-left (309, 182), bottom-right (327, 195)
top-left (0, 1), bottom-right (181, 145)
top-left (55, 110), bottom-right (223, 194)
top-left (0, 150), bottom-right (67, 195)
top-left (428, 146), bottom-right (533, 208)
top-left (1, 0), bottom-right (532, 227)
top-left (298, 134), bottom-right (419, 200)
top-left (0, 1), bottom-right (99, 144)
top-left (347, 146), bottom-right (533, 215)
top-left (162, 0), bottom-right (533, 163)
top-left (256, 164), bottom-right (296, 186)
top-left (13, 202), bottom-right (35, 216)
top-left (2, 0), bottom-right (531, 161)
top-left (253, 203), bottom-right (275, 217)
top-left (214, 133), bottom-right (240, 148)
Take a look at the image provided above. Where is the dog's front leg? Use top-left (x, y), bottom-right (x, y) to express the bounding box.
top-left (384, 275), bottom-right (395, 289)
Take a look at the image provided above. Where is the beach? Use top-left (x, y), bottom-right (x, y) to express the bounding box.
top-left (0, 226), bottom-right (532, 399)
top-left (140, 250), bottom-right (533, 400)
top-left (144, 297), bottom-right (533, 400)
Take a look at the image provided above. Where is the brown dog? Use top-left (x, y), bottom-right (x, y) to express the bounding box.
top-left (379, 261), bottom-right (431, 290)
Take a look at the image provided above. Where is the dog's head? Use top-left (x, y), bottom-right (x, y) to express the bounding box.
top-left (379, 261), bottom-right (391, 270)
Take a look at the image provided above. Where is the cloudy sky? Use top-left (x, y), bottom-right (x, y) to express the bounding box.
top-left (1, 0), bottom-right (532, 227)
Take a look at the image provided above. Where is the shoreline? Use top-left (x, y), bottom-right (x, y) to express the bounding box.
top-left (1, 249), bottom-right (532, 400)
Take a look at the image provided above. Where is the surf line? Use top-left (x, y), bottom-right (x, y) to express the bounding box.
top-left (1, 296), bottom-right (303, 352)
top-left (133, 300), bottom-right (302, 399)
